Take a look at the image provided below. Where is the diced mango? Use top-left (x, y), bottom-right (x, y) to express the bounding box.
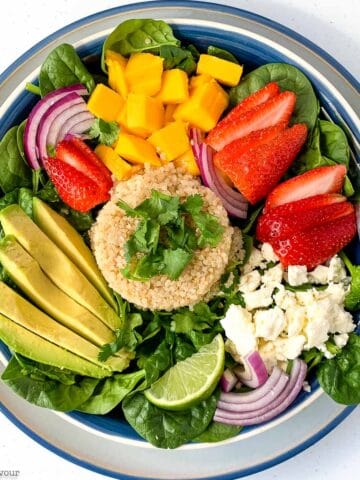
top-left (197, 54), bottom-right (243, 87)
top-left (95, 144), bottom-right (132, 181)
top-left (105, 50), bottom-right (127, 68)
top-left (87, 84), bottom-right (124, 122)
top-left (157, 69), bottom-right (189, 104)
top-left (107, 58), bottom-right (128, 99)
top-left (164, 104), bottom-right (178, 124)
top-left (125, 53), bottom-right (163, 96)
top-left (174, 80), bottom-right (229, 132)
top-left (148, 121), bottom-right (190, 162)
top-left (189, 74), bottom-right (212, 93)
top-left (125, 94), bottom-right (164, 138)
top-left (114, 133), bottom-right (161, 166)
top-left (174, 149), bottom-right (200, 176)
top-left (116, 103), bottom-right (129, 130)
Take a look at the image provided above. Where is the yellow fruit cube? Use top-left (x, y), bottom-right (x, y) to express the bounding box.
top-left (197, 54), bottom-right (243, 87)
top-left (174, 148), bottom-right (200, 176)
top-left (148, 121), bottom-right (190, 162)
top-left (107, 56), bottom-right (128, 99)
top-left (95, 144), bottom-right (132, 181)
top-left (189, 74), bottom-right (212, 93)
top-left (157, 69), bottom-right (189, 104)
top-left (87, 84), bottom-right (124, 122)
top-left (125, 53), bottom-right (163, 96)
top-left (114, 133), bottom-right (161, 166)
top-left (174, 80), bottom-right (229, 132)
top-left (125, 94), bottom-right (164, 138)
top-left (164, 104), bottom-right (178, 124)
top-left (105, 50), bottom-right (127, 68)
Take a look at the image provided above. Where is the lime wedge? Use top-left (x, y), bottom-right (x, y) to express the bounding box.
top-left (144, 334), bottom-right (225, 411)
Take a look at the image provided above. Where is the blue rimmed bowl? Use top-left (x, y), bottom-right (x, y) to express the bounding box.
top-left (0, 1), bottom-right (359, 478)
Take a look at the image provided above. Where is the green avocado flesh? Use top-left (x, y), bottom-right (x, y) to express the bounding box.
top-left (0, 236), bottom-right (115, 347)
top-left (0, 205), bottom-right (120, 331)
top-left (0, 313), bottom-right (110, 378)
top-left (0, 281), bottom-right (127, 372)
top-left (32, 198), bottom-right (117, 311)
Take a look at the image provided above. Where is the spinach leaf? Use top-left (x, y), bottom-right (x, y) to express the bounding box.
top-left (1, 356), bottom-right (99, 411)
top-left (39, 44), bottom-right (95, 96)
top-left (193, 421), bottom-right (241, 442)
top-left (102, 19), bottom-right (180, 71)
top-left (159, 45), bottom-right (197, 75)
top-left (229, 63), bottom-right (318, 130)
top-left (171, 302), bottom-right (220, 334)
top-left (18, 188), bottom-right (34, 218)
top-left (174, 336), bottom-right (196, 362)
top-left (318, 120), bottom-right (349, 166)
top-left (242, 205), bottom-right (263, 234)
top-left (87, 118), bottom-right (120, 146)
top-left (139, 338), bottom-right (172, 385)
top-left (14, 354), bottom-right (77, 385)
top-left (122, 391), bottom-right (218, 448)
top-left (317, 333), bottom-right (360, 405)
top-left (207, 45), bottom-right (239, 64)
top-left (0, 126), bottom-right (32, 193)
top-left (16, 120), bottom-right (27, 161)
top-left (0, 190), bottom-right (19, 212)
top-left (76, 370), bottom-right (145, 414)
top-left (340, 252), bottom-right (360, 311)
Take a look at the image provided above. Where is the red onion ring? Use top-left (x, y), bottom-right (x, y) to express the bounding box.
top-left (233, 351), bottom-right (268, 388)
top-left (56, 111), bottom-right (94, 143)
top-left (220, 368), bottom-right (238, 393)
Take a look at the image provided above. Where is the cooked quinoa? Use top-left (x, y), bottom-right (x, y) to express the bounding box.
top-left (90, 164), bottom-right (237, 311)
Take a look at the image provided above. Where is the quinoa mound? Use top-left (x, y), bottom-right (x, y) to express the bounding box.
top-left (90, 164), bottom-right (236, 311)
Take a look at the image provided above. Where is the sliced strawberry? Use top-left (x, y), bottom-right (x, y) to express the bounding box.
top-left (43, 156), bottom-right (110, 212)
top-left (56, 137), bottom-right (113, 192)
top-left (272, 210), bottom-right (356, 270)
top-left (214, 123), bottom-right (287, 171)
top-left (206, 90), bottom-right (296, 151)
top-left (256, 195), bottom-right (350, 243)
top-left (216, 123), bottom-right (308, 205)
top-left (265, 164), bottom-right (347, 211)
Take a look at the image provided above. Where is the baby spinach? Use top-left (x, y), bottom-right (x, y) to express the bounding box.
top-left (159, 45), bottom-right (196, 74)
top-left (340, 252), bottom-right (360, 311)
top-left (122, 391), bottom-right (218, 448)
top-left (0, 126), bottom-right (32, 193)
top-left (317, 333), bottom-right (360, 405)
top-left (39, 44), bottom-right (95, 96)
top-left (229, 63), bottom-right (319, 130)
top-left (318, 120), bottom-right (350, 165)
top-left (17, 188), bottom-right (35, 218)
top-left (102, 19), bottom-right (180, 71)
top-left (87, 118), bottom-right (120, 146)
top-left (207, 45), bottom-right (239, 64)
top-left (14, 353), bottom-right (77, 385)
top-left (193, 421), bottom-right (241, 442)
top-left (16, 120), bottom-right (27, 161)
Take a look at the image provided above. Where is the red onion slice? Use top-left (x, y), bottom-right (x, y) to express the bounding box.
top-left (220, 368), bottom-right (238, 393)
top-left (69, 118), bottom-right (96, 136)
top-left (56, 111), bottom-right (94, 143)
top-left (233, 351), bottom-right (268, 388)
top-left (24, 84), bottom-right (88, 169)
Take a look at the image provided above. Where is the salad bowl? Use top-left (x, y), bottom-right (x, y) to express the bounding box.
top-left (0, 1), bottom-right (359, 478)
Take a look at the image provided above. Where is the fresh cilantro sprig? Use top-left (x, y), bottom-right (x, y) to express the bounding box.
top-left (118, 190), bottom-right (224, 281)
top-left (88, 118), bottom-right (120, 146)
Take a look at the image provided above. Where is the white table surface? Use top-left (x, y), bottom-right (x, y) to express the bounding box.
top-left (0, 0), bottom-right (359, 478)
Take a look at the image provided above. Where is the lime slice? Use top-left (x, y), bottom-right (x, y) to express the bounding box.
top-left (144, 334), bottom-right (225, 411)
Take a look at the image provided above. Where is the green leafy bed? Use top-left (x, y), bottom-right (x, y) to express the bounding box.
top-left (0, 18), bottom-right (359, 449)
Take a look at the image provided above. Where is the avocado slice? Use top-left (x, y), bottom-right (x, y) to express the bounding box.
top-left (0, 281), bottom-right (130, 373)
top-left (32, 198), bottom-right (117, 310)
top-left (0, 205), bottom-right (120, 331)
top-left (0, 236), bottom-right (115, 347)
top-left (0, 313), bottom-right (110, 378)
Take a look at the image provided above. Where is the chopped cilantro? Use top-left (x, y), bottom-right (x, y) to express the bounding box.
top-left (88, 118), bottom-right (120, 146)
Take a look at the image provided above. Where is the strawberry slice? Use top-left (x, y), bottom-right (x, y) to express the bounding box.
top-left (55, 136), bottom-right (113, 192)
top-left (265, 164), bottom-right (347, 211)
top-left (43, 156), bottom-right (110, 212)
top-left (216, 123), bottom-right (308, 205)
top-left (256, 194), bottom-right (350, 242)
top-left (214, 123), bottom-right (287, 171)
top-left (206, 90), bottom-right (296, 151)
top-left (272, 210), bottom-right (356, 270)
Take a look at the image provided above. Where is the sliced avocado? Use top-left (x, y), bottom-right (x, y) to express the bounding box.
top-left (0, 205), bottom-right (120, 331)
top-left (32, 198), bottom-right (117, 310)
top-left (0, 236), bottom-right (115, 347)
top-left (0, 313), bottom-right (110, 378)
top-left (0, 281), bottom-right (129, 373)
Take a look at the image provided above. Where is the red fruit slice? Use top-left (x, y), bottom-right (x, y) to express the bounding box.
top-left (43, 156), bottom-right (110, 212)
top-left (55, 137), bottom-right (112, 192)
top-left (214, 123), bottom-right (287, 171)
top-left (265, 164), bottom-right (347, 211)
top-left (206, 90), bottom-right (296, 151)
top-left (256, 195), bottom-right (350, 243)
top-left (272, 210), bottom-right (356, 270)
top-left (216, 123), bottom-right (308, 205)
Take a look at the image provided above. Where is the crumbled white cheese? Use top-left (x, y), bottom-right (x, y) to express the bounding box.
top-left (258, 341), bottom-right (278, 372)
top-left (262, 263), bottom-right (284, 287)
top-left (239, 270), bottom-right (261, 293)
top-left (317, 283), bottom-right (347, 305)
top-left (285, 306), bottom-right (306, 336)
top-left (296, 290), bottom-right (316, 306)
top-left (308, 265), bottom-right (329, 284)
top-left (333, 333), bottom-right (349, 348)
top-left (318, 343), bottom-right (335, 359)
top-left (243, 247), bottom-right (266, 273)
top-left (220, 304), bottom-right (257, 356)
top-left (254, 306), bottom-right (286, 340)
top-left (303, 381), bottom-right (311, 393)
top-left (286, 265), bottom-right (308, 286)
top-left (274, 335), bottom-right (306, 360)
top-left (273, 285), bottom-right (298, 310)
top-left (328, 255), bottom-right (347, 282)
top-left (304, 300), bottom-right (332, 348)
top-left (328, 304), bottom-right (355, 334)
top-left (243, 286), bottom-right (274, 310)
top-left (261, 242), bottom-right (279, 263)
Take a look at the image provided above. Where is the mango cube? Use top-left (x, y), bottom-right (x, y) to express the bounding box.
top-left (87, 84), bottom-right (124, 122)
top-left (95, 144), bottom-right (132, 181)
top-left (157, 69), bottom-right (189, 104)
top-left (107, 55), bottom-right (128, 99)
top-left (189, 74), bottom-right (212, 93)
top-left (125, 94), bottom-right (164, 137)
top-left (174, 80), bottom-right (229, 132)
top-left (164, 104), bottom-right (178, 124)
top-left (148, 121), bottom-right (190, 162)
top-left (105, 50), bottom-right (127, 68)
top-left (125, 53), bottom-right (163, 96)
top-left (114, 133), bottom-right (161, 166)
top-left (197, 54), bottom-right (243, 87)
top-left (174, 148), bottom-right (200, 176)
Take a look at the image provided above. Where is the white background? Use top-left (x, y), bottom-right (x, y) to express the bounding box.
top-left (0, 0), bottom-right (359, 479)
